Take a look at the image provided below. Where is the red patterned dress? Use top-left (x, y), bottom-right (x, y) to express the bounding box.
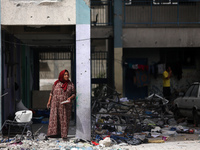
top-left (47, 81), bottom-right (75, 138)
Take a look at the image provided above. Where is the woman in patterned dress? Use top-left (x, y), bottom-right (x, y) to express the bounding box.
top-left (47, 69), bottom-right (75, 139)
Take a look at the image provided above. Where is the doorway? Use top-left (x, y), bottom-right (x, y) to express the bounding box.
top-left (124, 58), bottom-right (148, 99)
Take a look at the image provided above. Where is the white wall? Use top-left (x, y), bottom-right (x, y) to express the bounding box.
top-left (1, 0), bottom-right (76, 25)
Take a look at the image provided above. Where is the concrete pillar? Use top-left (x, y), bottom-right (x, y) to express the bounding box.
top-left (114, 0), bottom-right (123, 95)
top-left (114, 48), bottom-right (123, 95)
top-left (76, 0), bottom-right (91, 140)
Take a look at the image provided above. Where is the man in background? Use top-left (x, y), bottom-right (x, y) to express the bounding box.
top-left (163, 66), bottom-right (172, 100)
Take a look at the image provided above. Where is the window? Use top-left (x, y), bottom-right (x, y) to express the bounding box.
top-left (39, 52), bottom-right (72, 91)
top-left (185, 85), bottom-right (194, 97)
top-left (190, 85), bottom-right (199, 97)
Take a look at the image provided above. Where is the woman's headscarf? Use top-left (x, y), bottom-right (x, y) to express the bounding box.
top-left (54, 70), bottom-right (70, 91)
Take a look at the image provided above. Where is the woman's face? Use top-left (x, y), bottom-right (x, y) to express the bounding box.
top-left (63, 72), bottom-right (69, 81)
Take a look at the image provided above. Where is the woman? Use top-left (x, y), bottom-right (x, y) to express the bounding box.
top-left (47, 69), bottom-right (75, 139)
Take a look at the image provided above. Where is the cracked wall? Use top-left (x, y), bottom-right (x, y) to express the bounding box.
top-left (1, 0), bottom-right (76, 25)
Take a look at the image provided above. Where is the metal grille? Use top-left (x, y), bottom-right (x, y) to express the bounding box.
top-left (92, 51), bottom-right (108, 79)
top-left (91, 0), bottom-right (113, 26)
top-left (39, 52), bottom-right (71, 60)
top-left (123, 0), bottom-right (200, 26)
top-left (91, 51), bottom-right (108, 97)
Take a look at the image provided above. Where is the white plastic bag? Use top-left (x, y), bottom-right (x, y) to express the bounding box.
top-left (15, 110), bottom-right (33, 122)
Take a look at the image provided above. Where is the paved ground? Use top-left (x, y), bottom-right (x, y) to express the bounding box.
top-left (117, 141), bottom-right (200, 150)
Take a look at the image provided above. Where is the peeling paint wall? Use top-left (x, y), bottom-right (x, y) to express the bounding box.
top-left (1, 0), bottom-right (76, 25)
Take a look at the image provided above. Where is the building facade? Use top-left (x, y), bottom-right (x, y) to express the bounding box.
top-left (0, 0), bottom-right (200, 140)
top-left (91, 0), bottom-right (200, 100)
top-left (1, 0), bottom-right (91, 140)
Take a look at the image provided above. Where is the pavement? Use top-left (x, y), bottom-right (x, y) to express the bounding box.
top-left (118, 140), bottom-right (200, 150)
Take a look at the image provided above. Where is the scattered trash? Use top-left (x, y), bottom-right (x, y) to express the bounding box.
top-left (189, 129), bottom-right (194, 134)
top-left (151, 126), bottom-right (161, 132)
top-left (148, 139), bottom-right (165, 143)
top-left (1, 92), bottom-right (199, 149)
top-left (162, 136), bottom-right (169, 141)
top-left (37, 133), bottom-right (48, 140)
top-left (120, 97), bottom-right (129, 102)
top-left (99, 137), bottom-right (112, 147)
top-left (162, 130), bottom-right (178, 136)
top-left (168, 118), bottom-right (177, 126)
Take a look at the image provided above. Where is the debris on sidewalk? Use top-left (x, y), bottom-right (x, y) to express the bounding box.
top-left (0, 94), bottom-right (199, 149)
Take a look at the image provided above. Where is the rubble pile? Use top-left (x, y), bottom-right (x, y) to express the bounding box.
top-left (0, 94), bottom-right (199, 149)
top-left (89, 94), bottom-right (200, 148)
top-left (0, 122), bottom-right (199, 150)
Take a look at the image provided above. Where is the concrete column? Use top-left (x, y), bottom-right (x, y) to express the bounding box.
top-left (114, 0), bottom-right (123, 95)
top-left (114, 48), bottom-right (123, 95)
top-left (76, 0), bottom-right (91, 140)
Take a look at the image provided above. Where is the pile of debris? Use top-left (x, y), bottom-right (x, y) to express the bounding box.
top-left (0, 121), bottom-right (199, 150)
top-left (0, 94), bottom-right (199, 149)
top-left (90, 93), bottom-right (200, 148)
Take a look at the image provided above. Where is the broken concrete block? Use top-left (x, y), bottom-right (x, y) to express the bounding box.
top-left (99, 137), bottom-right (112, 147)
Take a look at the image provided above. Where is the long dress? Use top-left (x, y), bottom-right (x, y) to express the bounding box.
top-left (47, 81), bottom-right (75, 138)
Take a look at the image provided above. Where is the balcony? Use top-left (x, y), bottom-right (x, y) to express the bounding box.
top-left (123, 0), bottom-right (200, 27)
top-left (91, 0), bottom-right (113, 26)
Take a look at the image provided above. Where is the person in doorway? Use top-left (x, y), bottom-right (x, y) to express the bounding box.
top-left (163, 66), bottom-right (172, 100)
top-left (47, 69), bottom-right (76, 139)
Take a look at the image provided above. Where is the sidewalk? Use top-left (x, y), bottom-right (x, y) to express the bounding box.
top-left (117, 140), bottom-right (200, 150)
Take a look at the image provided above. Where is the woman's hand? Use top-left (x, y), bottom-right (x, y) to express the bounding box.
top-left (47, 95), bottom-right (52, 109)
top-left (61, 98), bottom-right (71, 105)
top-left (47, 102), bottom-right (51, 109)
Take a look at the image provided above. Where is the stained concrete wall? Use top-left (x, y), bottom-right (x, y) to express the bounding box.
top-left (123, 28), bottom-right (200, 48)
top-left (91, 27), bottom-right (113, 38)
top-left (1, 0), bottom-right (76, 25)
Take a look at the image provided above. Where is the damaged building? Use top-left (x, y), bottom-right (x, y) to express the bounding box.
top-left (0, 0), bottom-right (200, 141)
top-left (1, 0), bottom-right (91, 140)
top-left (91, 0), bottom-right (200, 99)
